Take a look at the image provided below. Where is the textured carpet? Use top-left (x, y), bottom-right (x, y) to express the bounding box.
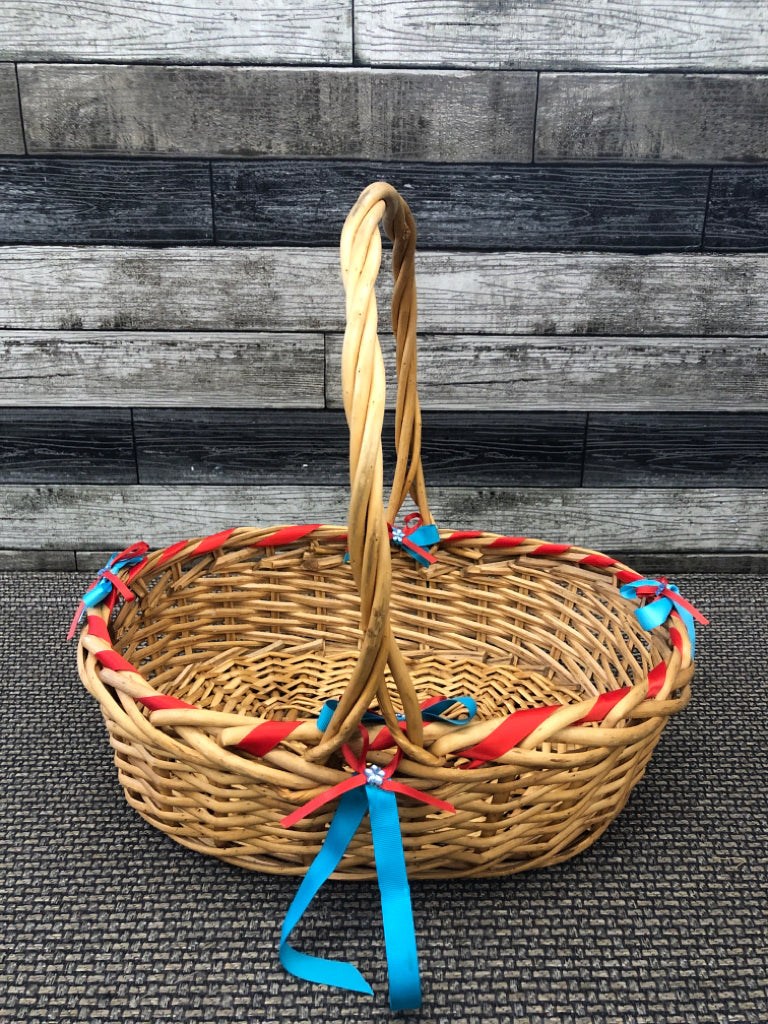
top-left (2, 572), bottom-right (767, 1024)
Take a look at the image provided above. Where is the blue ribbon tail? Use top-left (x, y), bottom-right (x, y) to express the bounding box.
top-left (280, 787), bottom-right (373, 996)
top-left (367, 785), bottom-right (422, 1011)
top-left (673, 605), bottom-right (697, 658)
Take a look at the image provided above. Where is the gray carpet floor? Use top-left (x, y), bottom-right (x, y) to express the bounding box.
top-left (2, 572), bottom-right (767, 1024)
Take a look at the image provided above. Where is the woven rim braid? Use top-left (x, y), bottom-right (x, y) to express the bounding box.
top-left (77, 182), bottom-right (694, 880)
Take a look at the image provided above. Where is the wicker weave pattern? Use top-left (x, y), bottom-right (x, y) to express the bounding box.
top-left (76, 184), bottom-right (693, 880)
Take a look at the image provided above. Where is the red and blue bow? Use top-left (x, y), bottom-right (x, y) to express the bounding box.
top-left (619, 576), bottom-right (708, 657)
top-left (67, 542), bottom-right (149, 640)
top-left (279, 703), bottom-right (471, 1010)
top-left (388, 513), bottom-right (440, 566)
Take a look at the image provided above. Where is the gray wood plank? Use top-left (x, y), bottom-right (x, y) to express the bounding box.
top-left (17, 64), bottom-right (535, 161)
top-left (536, 73), bottom-right (768, 163)
top-left (327, 334), bottom-right (768, 412)
top-left (0, 408), bottom-right (135, 483)
top-left (133, 409), bottom-right (585, 486)
top-left (0, 2), bottom-right (351, 64)
top-left (0, 159), bottom-right (212, 244)
top-left (705, 168), bottom-right (768, 251)
top-left (0, 549), bottom-right (76, 571)
top-left (0, 63), bottom-right (24, 154)
top-left (584, 413), bottom-right (768, 486)
top-left (4, 248), bottom-right (768, 337)
top-left (0, 332), bottom-right (325, 407)
top-left (213, 161), bottom-right (709, 251)
top-left (366, 70), bottom-right (535, 162)
top-left (18, 65), bottom-right (371, 158)
top-left (2, 484), bottom-right (766, 552)
top-left (355, 1), bottom-right (768, 71)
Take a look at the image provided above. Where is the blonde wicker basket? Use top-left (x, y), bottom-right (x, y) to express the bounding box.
top-left (75, 185), bottom-right (700, 896)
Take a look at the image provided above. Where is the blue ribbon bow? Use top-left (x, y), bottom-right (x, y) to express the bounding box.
top-left (67, 542), bottom-right (149, 640)
top-left (279, 700), bottom-right (476, 1009)
top-left (619, 576), bottom-right (708, 658)
top-left (317, 695), bottom-right (477, 734)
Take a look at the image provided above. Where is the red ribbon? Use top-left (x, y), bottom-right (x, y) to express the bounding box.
top-left (281, 727), bottom-right (455, 829)
top-left (630, 577), bottom-right (709, 625)
top-left (387, 513), bottom-right (438, 566)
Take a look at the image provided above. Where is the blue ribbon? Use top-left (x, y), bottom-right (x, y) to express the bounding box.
top-left (280, 780), bottom-right (422, 1010)
top-left (390, 522), bottom-right (441, 566)
top-left (279, 698), bottom-right (475, 1008)
top-left (619, 577), bottom-right (700, 657)
top-left (316, 695), bottom-right (477, 734)
top-left (80, 549), bottom-right (146, 609)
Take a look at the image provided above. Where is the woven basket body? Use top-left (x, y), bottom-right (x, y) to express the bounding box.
top-left (77, 183), bottom-right (693, 881)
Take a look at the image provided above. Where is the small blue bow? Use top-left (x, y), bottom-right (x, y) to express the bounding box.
top-left (67, 542), bottom-right (149, 640)
top-left (317, 695), bottom-right (477, 734)
top-left (619, 576), bottom-right (708, 658)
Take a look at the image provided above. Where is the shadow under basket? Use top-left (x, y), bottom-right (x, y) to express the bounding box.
top-left (74, 182), bottom-right (702, 1009)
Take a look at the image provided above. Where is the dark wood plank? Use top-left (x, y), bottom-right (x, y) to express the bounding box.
top-left (19, 65), bottom-right (371, 158)
top-left (326, 334), bottom-right (768, 411)
top-left (3, 484), bottom-right (766, 551)
top-left (0, 64), bottom-right (24, 154)
top-left (5, 249), bottom-right (768, 337)
top-left (214, 161), bottom-right (708, 250)
top-left (0, 2), bottom-right (351, 64)
top-left (134, 409), bottom-right (584, 486)
top-left (584, 413), bottom-right (768, 487)
top-left (0, 549), bottom-right (76, 570)
top-left (355, 1), bottom-right (768, 70)
top-left (609, 552), bottom-right (768, 575)
top-left (0, 159), bottom-right (213, 244)
top-left (0, 408), bottom-right (135, 483)
top-left (705, 168), bottom-right (768, 251)
top-left (0, 332), bottom-right (326, 407)
top-left (66, 548), bottom-right (768, 575)
top-left (536, 74), bottom-right (768, 162)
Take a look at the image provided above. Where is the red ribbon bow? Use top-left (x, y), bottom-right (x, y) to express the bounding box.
top-left (280, 726), bottom-right (455, 829)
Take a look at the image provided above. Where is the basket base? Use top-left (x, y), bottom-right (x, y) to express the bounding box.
top-left (149, 645), bottom-right (600, 725)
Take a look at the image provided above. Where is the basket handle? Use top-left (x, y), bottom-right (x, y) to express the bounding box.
top-left (306, 182), bottom-right (438, 766)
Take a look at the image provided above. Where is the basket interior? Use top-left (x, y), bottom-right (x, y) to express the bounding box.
top-left (110, 541), bottom-right (667, 724)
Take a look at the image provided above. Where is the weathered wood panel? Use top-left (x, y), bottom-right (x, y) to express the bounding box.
top-left (134, 409), bottom-right (585, 485)
top-left (355, 1), bottom-right (768, 71)
top-left (327, 335), bottom-right (768, 411)
top-left (705, 168), bottom-right (768, 251)
top-left (3, 249), bottom-right (768, 337)
top-left (0, 409), bottom-right (135, 483)
top-left (536, 74), bottom-right (768, 163)
top-left (0, 333), bottom-right (325, 407)
top-left (2, 484), bottom-right (766, 551)
top-left (366, 71), bottom-right (535, 162)
top-left (18, 65), bottom-right (371, 158)
top-left (213, 161), bottom-right (709, 250)
top-left (17, 65), bottom-right (536, 160)
top-left (0, 64), bottom-right (24, 154)
top-left (584, 414), bottom-right (768, 486)
top-left (0, 2), bottom-right (351, 64)
top-left (0, 159), bottom-right (212, 244)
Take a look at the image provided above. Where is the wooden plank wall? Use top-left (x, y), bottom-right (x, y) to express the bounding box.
top-left (1, 1), bottom-right (767, 573)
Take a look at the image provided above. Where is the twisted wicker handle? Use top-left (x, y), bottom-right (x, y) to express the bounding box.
top-left (307, 182), bottom-right (438, 766)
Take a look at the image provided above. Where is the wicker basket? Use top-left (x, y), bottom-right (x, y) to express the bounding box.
top-left (74, 182), bottom-right (703, 1005)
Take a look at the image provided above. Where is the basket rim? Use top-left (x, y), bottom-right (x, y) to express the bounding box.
top-left (76, 522), bottom-right (694, 775)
